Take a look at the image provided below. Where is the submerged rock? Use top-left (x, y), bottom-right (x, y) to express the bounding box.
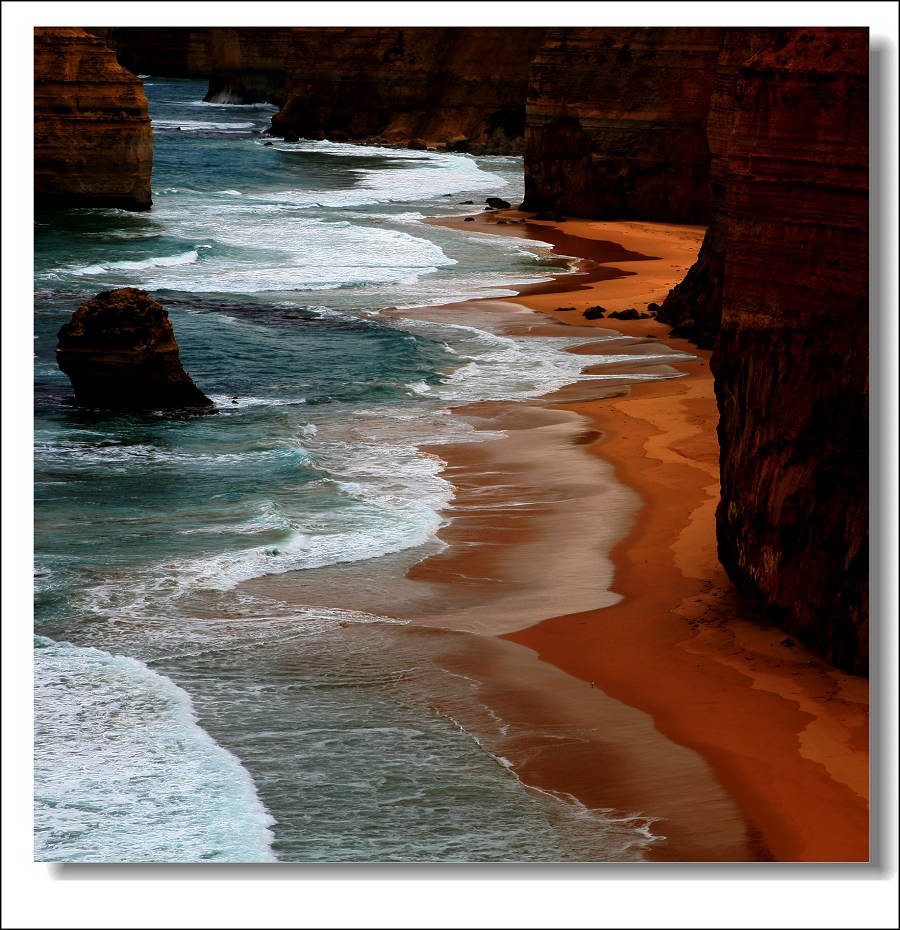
top-left (56, 289), bottom-right (212, 410)
top-left (485, 197), bottom-right (511, 209)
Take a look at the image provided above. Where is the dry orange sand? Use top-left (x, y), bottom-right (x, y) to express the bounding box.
top-left (429, 210), bottom-right (870, 861)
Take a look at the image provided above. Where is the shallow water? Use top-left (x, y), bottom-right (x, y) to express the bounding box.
top-left (34, 78), bottom-right (670, 862)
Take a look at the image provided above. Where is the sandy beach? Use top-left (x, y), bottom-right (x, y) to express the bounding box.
top-left (243, 209), bottom-right (869, 862)
top-left (481, 211), bottom-right (869, 861)
top-left (421, 210), bottom-right (869, 861)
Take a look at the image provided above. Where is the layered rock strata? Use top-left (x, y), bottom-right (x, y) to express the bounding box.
top-left (34, 27), bottom-right (153, 211)
top-left (57, 289), bottom-right (212, 410)
top-left (657, 28), bottom-right (783, 347)
top-left (89, 27), bottom-right (290, 104)
top-left (86, 27), bottom-right (213, 79)
top-left (710, 28), bottom-right (869, 674)
top-left (271, 27), bottom-right (548, 153)
top-left (522, 27), bottom-right (722, 221)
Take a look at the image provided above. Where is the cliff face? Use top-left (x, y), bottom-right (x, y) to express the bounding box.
top-left (34, 27), bottom-right (153, 211)
top-left (657, 29), bottom-right (782, 347)
top-left (710, 29), bottom-right (869, 674)
top-left (522, 27), bottom-right (722, 221)
top-left (271, 27), bottom-right (548, 153)
top-left (87, 27), bottom-right (213, 79)
top-left (57, 289), bottom-right (212, 410)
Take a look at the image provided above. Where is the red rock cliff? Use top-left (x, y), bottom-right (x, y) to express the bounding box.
top-left (710, 28), bottom-right (869, 674)
top-left (657, 28), bottom-right (781, 346)
top-left (522, 27), bottom-right (721, 221)
top-left (86, 27), bottom-right (213, 79)
top-left (35, 27), bottom-right (153, 211)
top-left (271, 27), bottom-right (548, 153)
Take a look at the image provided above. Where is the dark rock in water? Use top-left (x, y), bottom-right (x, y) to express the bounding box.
top-left (554, 306), bottom-right (576, 312)
top-left (486, 197), bottom-right (511, 209)
top-left (409, 139), bottom-right (428, 150)
top-left (583, 306), bottom-right (606, 319)
top-left (608, 308), bottom-right (641, 320)
top-left (464, 216), bottom-right (475, 222)
top-left (263, 141), bottom-right (274, 146)
top-left (458, 200), bottom-right (474, 205)
top-left (56, 288), bottom-right (212, 410)
top-left (448, 137), bottom-right (471, 152)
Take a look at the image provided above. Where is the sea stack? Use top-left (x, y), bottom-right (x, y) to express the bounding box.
top-left (34, 27), bottom-right (153, 211)
top-left (56, 289), bottom-right (212, 410)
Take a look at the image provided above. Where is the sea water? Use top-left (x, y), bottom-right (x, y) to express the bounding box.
top-left (34, 78), bottom-right (666, 862)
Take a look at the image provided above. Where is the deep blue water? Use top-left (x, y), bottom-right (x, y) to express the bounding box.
top-left (33, 78), bottom-right (657, 862)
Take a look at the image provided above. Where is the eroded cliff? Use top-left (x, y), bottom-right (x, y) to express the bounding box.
top-left (34, 27), bottom-right (153, 211)
top-left (270, 27), bottom-right (548, 153)
top-left (710, 28), bottom-right (869, 674)
top-left (657, 29), bottom-right (782, 347)
top-left (522, 27), bottom-right (721, 221)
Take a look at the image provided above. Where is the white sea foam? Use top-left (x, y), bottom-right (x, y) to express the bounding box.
top-left (260, 143), bottom-right (504, 208)
top-left (153, 119), bottom-right (257, 132)
top-left (34, 636), bottom-right (276, 862)
top-left (66, 249), bottom-right (202, 277)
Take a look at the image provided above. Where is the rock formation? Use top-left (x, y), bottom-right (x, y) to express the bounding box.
top-left (88, 27), bottom-right (289, 103)
top-left (657, 29), bottom-right (782, 347)
top-left (34, 27), bottom-right (153, 211)
top-left (56, 289), bottom-right (212, 410)
top-left (522, 27), bottom-right (722, 222)
top-left (710, 28), bottom-right (869, 674)
top-left (270, 28), bottom-right (548, 153)
top-left (90, 26), bottom-right (548, 152)
top-left (86, 27), bottom-right (213, 79)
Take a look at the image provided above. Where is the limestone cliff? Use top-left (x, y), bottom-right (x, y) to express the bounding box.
top-left (34, 27), bottom-right (153, 211)
top-left (271, 27), bottom-right (548, 153)
top-left (710, 28), bottom-right (869, 674)
top-left (657, 29), bottom-right (782, 347)
top-left (57, 289), bottom-right (212, 410)
top-left (89, 27), bottom-right (289, 105)
top-left (522, 27), bottom-right (721, 221)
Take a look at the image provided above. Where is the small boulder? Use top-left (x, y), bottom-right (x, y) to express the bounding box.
top-left (647, 302), bottom-right (661, 314)
top-left (583, 306), bottom-right (606, 320)
top-left (56, 288), bottom-right (212, 410)
top-left (486, 197), bottom-right (511, 210)
top-left (408, 139), bottom-right (427, 150)
top-left (464, 216), bottom-right (475, 222)
top-left (608, 308), bottom-right (641, 320)
top-left (554, 306), bottom-right (576, 312)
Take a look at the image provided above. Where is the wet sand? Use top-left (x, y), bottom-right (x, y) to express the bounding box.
top-left (248, 209), bottom-right (868, 861)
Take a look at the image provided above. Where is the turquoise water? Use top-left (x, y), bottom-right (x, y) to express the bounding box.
top-left (34, 79), bottom-right (658, 862)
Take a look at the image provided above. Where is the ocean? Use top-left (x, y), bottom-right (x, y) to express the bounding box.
top-left (34, 78), bottom-right (666, 862)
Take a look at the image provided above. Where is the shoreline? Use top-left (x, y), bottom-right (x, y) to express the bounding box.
top-left (406, 210), bottom-right (869, 861)
top-left (241, 207), bottom-right (870, 861)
